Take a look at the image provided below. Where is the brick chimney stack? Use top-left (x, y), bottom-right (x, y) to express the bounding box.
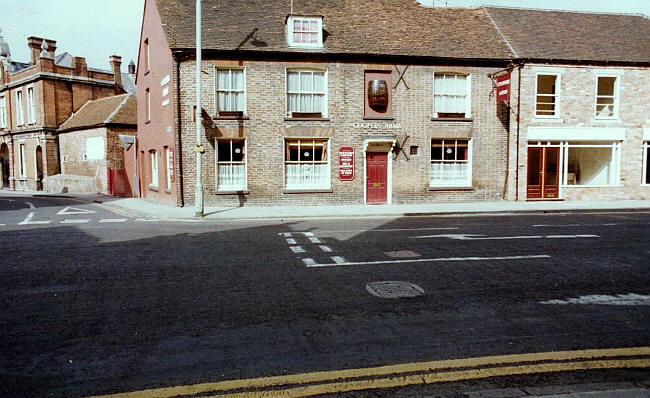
top-left (109, 55), bottom-right (122, 87)
top-left (27, 36), bottom-right (44, 65)
top-left (44, 39), bottom-right (57, 58)
top-left (72, 56), bottom-right (87, 76)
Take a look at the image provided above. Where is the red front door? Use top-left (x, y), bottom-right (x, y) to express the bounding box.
top-left (366, 152), bottom-right (388, 204)
top-left (527, 147), bottom-right (559, 199)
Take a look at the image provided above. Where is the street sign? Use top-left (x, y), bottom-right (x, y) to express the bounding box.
top-left (339, 146), bottom-right (355, 181)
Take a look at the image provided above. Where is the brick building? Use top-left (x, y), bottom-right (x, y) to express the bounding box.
top-left (137, 0), bottom-right (649, 207)
top-left (0, 30), bottom-right (131, 191)
top-left (483, 8), bottom-right (650, 201)
top-left (54, 94), bottom-right (137, 196)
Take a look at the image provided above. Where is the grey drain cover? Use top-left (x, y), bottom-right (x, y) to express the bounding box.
top-left (365, 281), bottom-right (425, 298)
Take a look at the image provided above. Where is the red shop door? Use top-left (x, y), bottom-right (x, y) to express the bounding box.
top-left (366, 152), bottom-right (388, 204)
top-left (527, 147), bottom-right (559, 199)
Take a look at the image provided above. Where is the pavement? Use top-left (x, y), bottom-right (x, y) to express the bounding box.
top-left (9, 190), bottom-right (648, 220)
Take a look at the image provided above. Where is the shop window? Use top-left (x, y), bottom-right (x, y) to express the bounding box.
top-left (16, 90), bottom-right (24, 126)
top-left (287, 16), bottom-right (323, 48)
top-left (536, 74), bottom-right (559, 117)
top-left (149, 150), bottom-right (158, 188)
top-left (285, 139), bottom-right (330, 189)
top-left (0, 95), bottom-right (6, 128)
top-left (216, 68), bottom-right (246, 116)
top-left (286, 69), bottom-right (327, 118)
top-left (364, 70), bottom-right (393, 119)
top-left (216, 139), bottom-right (246, 191)
top-left (433, 73), bottom-right (471, 118)
top-left (430, 139), bottom-right (472, 187)
top-left (595, 76), bottom-right (618, 119)
top-left (565, 143), bottom-right (620, 186)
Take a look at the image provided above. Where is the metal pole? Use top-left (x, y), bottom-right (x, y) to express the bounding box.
top-left (194, 0), bottom-right (204, 216)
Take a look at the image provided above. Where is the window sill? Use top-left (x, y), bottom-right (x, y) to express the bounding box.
top-left (363, 116), bottom-right (394, 121)
top-left (164, 189), bottom-right (171, 194)
top-left (213, 115), bottom-right (250, 121)
top-left (144, 120), bottom-right (151, 124)
top-left (428, 186), bottom-right (474, 191)
top-left (284, 117), bottom-right (330, 122)
top-left (148, 185), bottom-right (159, 192)
top-left (533, 115), bottom-right (561, 119)
top-left (431, 117), bottom-right (473, 122)
top-left (215, 190), bottom-right (250, 195)
top-left (283, 188), bottom-right (333, 194)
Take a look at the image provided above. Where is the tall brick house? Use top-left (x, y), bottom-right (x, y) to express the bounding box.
top-left (484, 8), bottom-right (650, 201)
top-left (0, 31), bottom-right (128, 191)
top-left (137, 0), bottom-right (649, 207)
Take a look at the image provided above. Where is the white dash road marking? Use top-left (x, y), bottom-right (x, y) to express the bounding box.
top-left (25, 201), bottom-right (36, 209)
top-left (290, 246), bottom-right (306, 253)
top-left (541, 293), bottom-right (650, 306)
top-left (546, 234), bottom-right (599, 239)
top-left (61, 219), bottom-right (90, 224)
top-left (319, 245), bottom-right (332, 252)
top-left (135, 218), bottom-right (159, 222)
top-left (99, 219), bottom-right (127, 223)
top-left (286, 238), bottom-right (297, 244)
top-left (302, 258), bottom-right (317, 266)
top-left (302, 232), bottom-right (314, 237)
top-left (57, 207), bottom-right (96, 215)
top-left (411, 234), bottom-right (599, 240)
top-left (305, 254), bottom-right (550, 268)
top-left (281, 232), bottom-right (293, 237)
top-left (309, 237), bottom-right (322, 244)
top-left (18, 212), bottom-right (51, 225)
top-left (533, 224), bottom-right (581, 227)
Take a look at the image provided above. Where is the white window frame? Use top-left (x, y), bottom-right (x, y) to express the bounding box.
top-left (15, 90), bottom-right (24, 126)
top-left (534, 72), bottom-right (561, 118)
top-left (594, 73), bottom-right (620, 120)
top-left (432, 72), bottom-right (472, 118)
top-left (214, 67), bottom-right (247, 115)
top-left (150, 150), bottom-right (158, 188)
top-left (430, 138), bottom-right (473, 187)
top-left (19, 143), bottom-right (26, 177)
top-left (0, 95), bottom-right (6, 128)
top-left (560, 141), bottom-right (621, 187)
top-left (216, 139), bottom-right (247, 191)
top-left (286, 16), bottom-right (323, 48)
top-left (284, 138), bottom-right (331, 190)
top-left (26, 86), bottom-right (36, 124)
top-left (643, 141), bottom-right (649, 185)
top-left (285, 68), bottom-right (328, 117)
top-left (166, 147), bottom-right (173, 190)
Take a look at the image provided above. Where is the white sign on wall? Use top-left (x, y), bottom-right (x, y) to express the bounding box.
top-left (86, 137), bottom-right (105, 160)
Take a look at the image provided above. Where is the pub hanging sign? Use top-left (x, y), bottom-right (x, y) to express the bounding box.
top-left (338, 146), bottom-right (355, 181)
top-left (496, 71), bottom-right (511, 103)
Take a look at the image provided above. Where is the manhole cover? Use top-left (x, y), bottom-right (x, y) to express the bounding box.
top-left (365, 281), bottom-right (425, 298)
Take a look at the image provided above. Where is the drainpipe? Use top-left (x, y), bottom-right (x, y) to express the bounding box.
top-left (515, 62), bottom-right (523, 201)
top-left (194, 0), bottom-right (204, 217)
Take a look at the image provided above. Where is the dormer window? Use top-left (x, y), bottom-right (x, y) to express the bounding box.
top-left (287, 16), bottom-right (323, 48)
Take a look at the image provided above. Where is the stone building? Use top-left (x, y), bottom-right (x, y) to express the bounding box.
top-left (0, 30), bottom-right (132, 191)
top-left (137, 0), bottom-right (649, 207)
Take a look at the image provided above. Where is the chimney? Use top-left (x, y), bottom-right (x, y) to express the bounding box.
top-left (72, 56), bottom-right (87, 76)
top-left (27, 36), bottom-right (44, 65)
top-left (128, 59), bottom-right (136, 76)
top-left (44, 39), bottom-right (56, 58)
top-left (109, 55), bottom-right (122, 87)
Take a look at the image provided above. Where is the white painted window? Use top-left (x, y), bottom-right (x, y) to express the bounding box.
top-left (0, 95), bottom-right (6, 128)
top-left (166, 147), bottom-right (173, 190)
top-left (286, 69), bottom-right (327, 117)
top-left (595, 75), bottom-right (619, 119)
top-left (216, 139), bottom-right (246, 191)
top-left (433, 73), bottom-right (471, 118)
top-left (150, 150), bottom-right (158, 187)
top-left (216, 68), bottom-right (246, 115)
top-left (285, 139), bottom-right (330, 189)
top-left (535, 74), bottom-right (560, 117)
top-left (19, 144), bottom-right (26, 177)
top-left (430, 139), bottom-right (472, 187)
top-left (27, 87), bottom-right (36, 124)
top-left (145, 88), bottom-right (151, 122)
top-left (16, 90), bottom-right (24, 126)
top-left (563, 142), bottom-right (620, 186)
top-left (642, 141), bottom-right (649, 185)
top-left (287, 16), bottom-right (323, 48)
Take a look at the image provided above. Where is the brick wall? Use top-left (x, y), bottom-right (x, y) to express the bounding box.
top-left (177, 60), bottom-right (510, 206)
top-left (512, 64), bottom-right (650, 201)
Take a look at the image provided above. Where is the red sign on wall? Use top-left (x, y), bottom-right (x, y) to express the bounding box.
top-left (496, 71), bottom-right (511, 102)
top-left (338, 146), bottom-right (355, 181)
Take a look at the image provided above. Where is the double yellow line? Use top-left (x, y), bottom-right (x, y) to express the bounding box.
top-left (89, 346), bottom-right (650, 398)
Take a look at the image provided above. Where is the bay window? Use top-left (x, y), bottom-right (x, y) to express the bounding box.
top-left (285, 139), bottom-right (330, 189)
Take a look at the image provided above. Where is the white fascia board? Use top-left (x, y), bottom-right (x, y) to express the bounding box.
top-left (644, 128), bottom-right (650, 141)
top-left (527, 127), bottom-right (626, 141)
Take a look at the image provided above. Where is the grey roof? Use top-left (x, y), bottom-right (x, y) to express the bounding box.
top-left (121, 73), bottom-right (136, 94)
top-left (54, 52), bottom-right (73, 67)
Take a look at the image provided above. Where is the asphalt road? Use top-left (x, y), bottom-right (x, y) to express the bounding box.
top-left (0, 194), bottom-right (648, 397)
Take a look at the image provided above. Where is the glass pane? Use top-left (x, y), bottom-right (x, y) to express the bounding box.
top-left (293, 32), bottom-right (302, 43)
top-left (431, 140), bottom-right (443, 160)
top-left (301, 72), bottom-right (312, 91)
top-left (217, 141), bottom-right (231, 162)
top-left (528, 149), bottom-right (541, 186)
top-left (232, 141), bottom-right (244, 162)
top-left (537, 75), bottom-right (556, 95)
top-left (218, 92), bottom-right (229, 111)
top-left (310, 21), bottom-right (317, 32)
top-left (597, 77), bottom-right (615, 95)
top-left (288, 94), bottom-right (299, 113)
top-left (313, 72), bottom-right (324, 91)
top-left (218, 70), bottom-right (230, 89)
top-left (568, 146), bottom-right (612, 186)
top-left (443, 141), bottom-right (456, 160)
top-left (287, 72), bottom-right (299, 91)
top-left (294, 20), bottom-right (301, 31)
top-left (236, 92), bottom-right (245, 111)
top-left (545, 148), bottom-right (558, 186)
top-left (232, 70), bottom-right (243, 90)
top-left (300, 94), bottom-right (310, 112)
top-left (312, 94), bottom-right (323, 113)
